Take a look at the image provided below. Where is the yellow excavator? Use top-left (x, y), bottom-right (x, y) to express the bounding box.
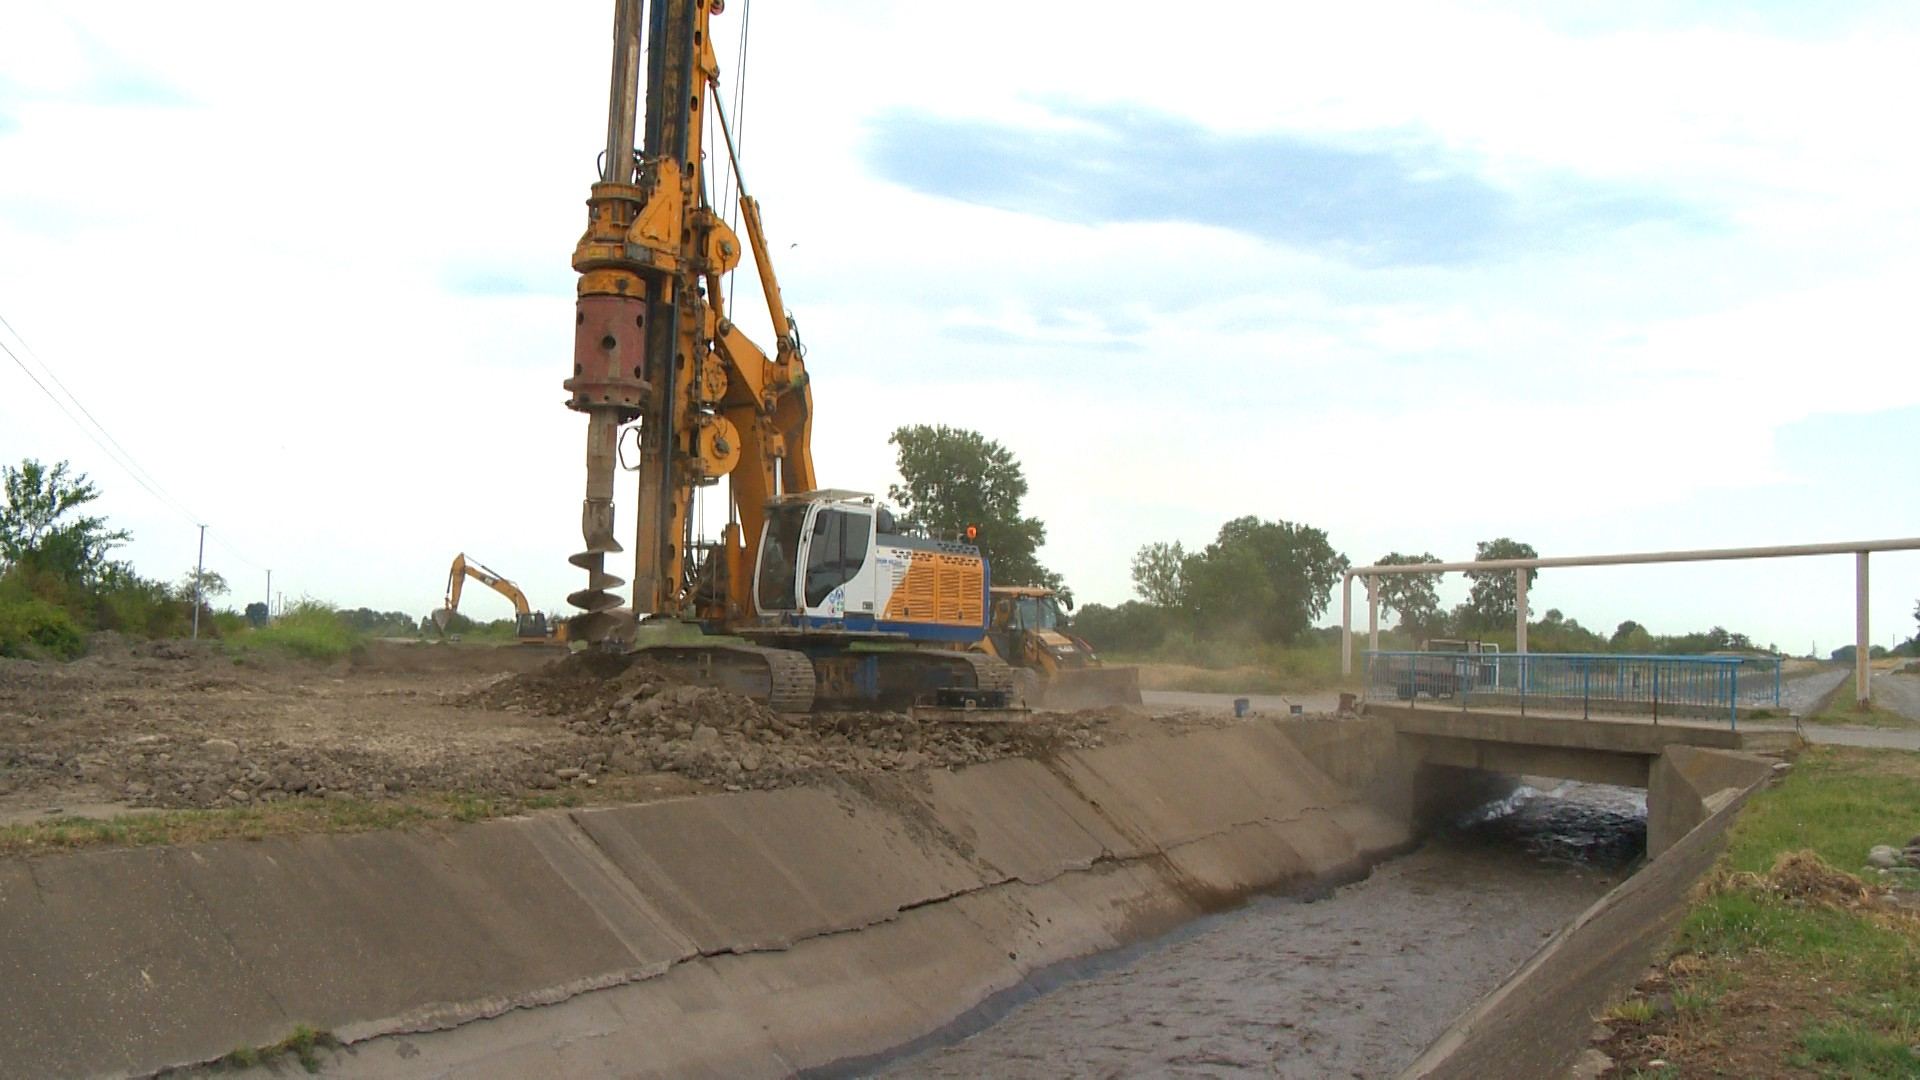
top-left (559, 0), bottom-right (1012, 711)
top-left (977, 587), bottom-right (1143, 709)
top-left (432, 553), bottom-right (561, 645)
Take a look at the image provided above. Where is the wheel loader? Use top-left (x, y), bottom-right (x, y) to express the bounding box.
top-left (975, 587), bottom-right (1142, 709)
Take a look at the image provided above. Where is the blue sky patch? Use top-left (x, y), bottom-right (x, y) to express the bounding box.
top-left (867, 105), bottom-right (1699, 267)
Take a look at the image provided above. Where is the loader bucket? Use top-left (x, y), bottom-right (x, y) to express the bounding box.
top-left (1041, 665), bottom-right (1143, 710)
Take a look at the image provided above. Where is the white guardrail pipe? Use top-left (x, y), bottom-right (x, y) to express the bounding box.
top-left (1340, 538), bottom-right (1920, 710)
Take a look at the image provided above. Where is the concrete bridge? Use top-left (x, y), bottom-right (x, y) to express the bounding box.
top-left (1368, 702), bottom-right (1795, 856)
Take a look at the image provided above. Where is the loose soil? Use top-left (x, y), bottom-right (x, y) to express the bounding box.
top-left (0, 636), bottom-right (1215, 823)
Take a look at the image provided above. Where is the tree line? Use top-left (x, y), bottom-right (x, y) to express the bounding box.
top-left (0, 458), bottom-right (430, 658)
top-left (11, 438), bottom-right (1920, 663)
top-left (0, 459), bottom-right (239, 657)
top-left (884, 431), bottom-right (1920, 660)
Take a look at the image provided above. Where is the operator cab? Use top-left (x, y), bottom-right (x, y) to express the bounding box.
top-left (753, 490), bottom-right (989, 639)
top-left (1002, 593), bottom-right (1064, 632)
top-left (754, 491), bottom-right (882, 622)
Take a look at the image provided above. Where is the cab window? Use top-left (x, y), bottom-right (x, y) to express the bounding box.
top-left (1012, 596), bottom-right (1060, 631)
top-left (756, 505), bottom-right (807, 612)
top-left (804, 509), bottom-right (870, 608)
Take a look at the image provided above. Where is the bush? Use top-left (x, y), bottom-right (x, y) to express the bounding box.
top-left (0, 597), bottom-right (86, 659)
top-left (233, 600), bottom-right (363, 661)
top-left (92, 567), bottom-right (189, 638)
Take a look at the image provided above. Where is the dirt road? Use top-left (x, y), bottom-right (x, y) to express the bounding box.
top-left (1872, 672), bottom-right (1920, 722)
top-left (1141, 689), bottom-right (1344, 716)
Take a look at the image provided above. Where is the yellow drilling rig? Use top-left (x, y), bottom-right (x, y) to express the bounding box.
top-left (562, 0), bottom-right (1013, 711)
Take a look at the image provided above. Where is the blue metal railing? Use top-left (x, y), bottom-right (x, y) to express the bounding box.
top-left (1362, 651), bottom-right (1783, 728)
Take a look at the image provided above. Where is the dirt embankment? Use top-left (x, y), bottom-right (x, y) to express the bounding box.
top-left (0, 639), bottom-right (1170, 817)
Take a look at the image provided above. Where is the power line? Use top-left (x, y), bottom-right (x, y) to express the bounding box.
top-left (0, 311), bottom-right (200, 524)
top-left (0, 334), bottom-right (200, 526)
top-left (0, 309), bottom-right (269, 574)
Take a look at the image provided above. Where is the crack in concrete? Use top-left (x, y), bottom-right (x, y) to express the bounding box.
top-left (289, 798), bottom-right (1360, 1076)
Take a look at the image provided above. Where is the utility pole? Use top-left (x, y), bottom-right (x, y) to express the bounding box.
top-left (265, 568), bottom-right (272, 623)
top-left (191, 524), bottom-right (206, 640)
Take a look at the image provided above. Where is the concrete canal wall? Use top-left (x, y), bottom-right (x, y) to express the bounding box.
top-left (0, 717), bottom-right (1415, 1079)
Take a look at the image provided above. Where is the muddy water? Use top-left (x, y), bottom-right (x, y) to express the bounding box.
top-left (872, 782), bottom-right (1642, 1079)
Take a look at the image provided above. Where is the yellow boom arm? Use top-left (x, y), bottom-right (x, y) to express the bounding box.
top-left (444, 553), bottom-right (532, 618)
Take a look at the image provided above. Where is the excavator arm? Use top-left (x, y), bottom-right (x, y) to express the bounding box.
top-left (445, 553), bottom-right (533, 616)
top-left (434, 552), bottom-right (550, 641)
top-left (565, 0), bottom-right (813, 642)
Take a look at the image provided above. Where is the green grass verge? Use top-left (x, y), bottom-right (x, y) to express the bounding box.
top-left (0, 790), bottom-right (586, 858)
top-left (1713, 750), bottom-right (1920, 876)
top-left (1806, 672), bottom-right (1915, 728)
top-left (1603, 747), bottom-right (1920, 1077)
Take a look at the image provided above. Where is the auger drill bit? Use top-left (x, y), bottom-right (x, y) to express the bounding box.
top-left (566, 411), bottom-right (629, 643)
top-left (563, 0), bottom-right (650, 645)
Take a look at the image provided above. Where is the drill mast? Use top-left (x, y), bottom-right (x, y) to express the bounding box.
top-left (565, 0), bottom-right (814, 642)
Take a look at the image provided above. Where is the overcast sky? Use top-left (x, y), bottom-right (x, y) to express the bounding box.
top-left (2, 1), bottom-right (1916, 653)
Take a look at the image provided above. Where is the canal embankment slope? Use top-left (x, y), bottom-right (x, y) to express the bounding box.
top-left (0, 715), bottom-right (1417, 1079)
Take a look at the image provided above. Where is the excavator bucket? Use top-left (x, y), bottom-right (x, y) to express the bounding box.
top-left (429, 607), bottom-right (454, 634)
top-left (1039, 665), bottom-right (1143, 710)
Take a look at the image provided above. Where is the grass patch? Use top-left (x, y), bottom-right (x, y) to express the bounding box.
top-left (0, 790), bottom-right (588, 857)
top-left (1806, 672), bottom-right (1914, 728)
top-left (1714, 748), bottom-right (1920, 876)
top-left (1605, 997), bottom-right (1656, 1023)
top-left (1793, 1020), bottom-right (1920, 1077)
top-left (1600, 747), bottom-right (1920, 1078)
top-left (217, 1025), bottom-right (337, 1073)
top-left (225, 600), bottom-right (364, 661)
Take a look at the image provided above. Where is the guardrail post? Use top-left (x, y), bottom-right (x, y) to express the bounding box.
top-left (1582, 658), bottom-right (1591, 720)
top-left (1730, 662), bottom-right (1739, 730)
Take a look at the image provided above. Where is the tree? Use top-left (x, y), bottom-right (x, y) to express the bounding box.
top-left (245, 601), bottom-right (269, 628)
top-left (1372, 552), bottom-right (1442, 636)
top-left (1130, 541), bottom-right (1186, 608)
top-left (0, 459), bottom-right (129, 585)
top-left (1609, 619), bottom-right (1654, 653)
top-left (1178, 516), bottom-right (1349, 644)
top-left (1463, 537), bottom-right (1538, 628)
top-left (1071, 600), bottom-right (1170, 654)
top-left (179, 567), bottom-right (229, 602)
top-left (887, 425), bottom-right (1061, 593)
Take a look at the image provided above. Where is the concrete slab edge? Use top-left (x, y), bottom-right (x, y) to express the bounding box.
top-left (1396, 759), bottom-right (1780, 1079)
